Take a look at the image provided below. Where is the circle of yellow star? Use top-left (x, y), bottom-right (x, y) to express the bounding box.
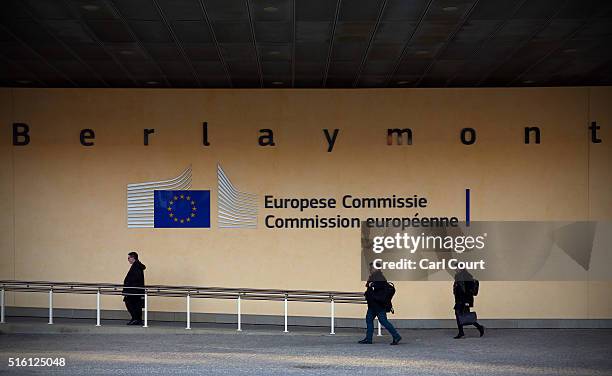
top-left (166, 192), bottom-right (198, 224)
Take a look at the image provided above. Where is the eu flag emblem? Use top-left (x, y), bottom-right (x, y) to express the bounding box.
top-left (154, 190), bottom-right (210, 228)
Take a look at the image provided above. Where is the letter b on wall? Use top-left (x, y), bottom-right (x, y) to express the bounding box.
top-left (13, 123), bottom-right (30, 146)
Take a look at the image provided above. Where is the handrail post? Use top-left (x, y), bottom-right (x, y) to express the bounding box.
top-left (237, 293), bottom-right (242, 331)
top-left (96, 288), bottom-right (101, 327)
top-left (330, 296), bottom-right (335, 335)
top-left (377, 320), bottom-right (382, 336)
top-left (283, 294), bottom-right (288, 333)
top-left (143, 289), bottom-right (148, 328)
top-left (1, 287), bottom-right (5, 324)
top-left (186, 292), bottom-right (191, 330)
top-left (48, 288), bottom-right (53, 325)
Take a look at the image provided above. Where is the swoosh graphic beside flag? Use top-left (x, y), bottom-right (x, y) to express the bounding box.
top-left (217, 164), bottom-right (258, 229)
top-left (127, 166), bottom-right (200, 228)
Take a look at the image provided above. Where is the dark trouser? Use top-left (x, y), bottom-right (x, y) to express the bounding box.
top-left (124, 296), bottom-right (143, 322)
top-left (365, 308), bottom-right (400, 341)
top-left (455, 306), bottom-right (482, 335)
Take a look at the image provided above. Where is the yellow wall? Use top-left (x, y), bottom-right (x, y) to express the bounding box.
top-left (0, 87), bottom-right (611, 319)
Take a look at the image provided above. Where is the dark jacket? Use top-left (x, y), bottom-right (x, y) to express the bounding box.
top-left (453, 270), bottom-right (475, 308)
top-left (365, 270), bottom-right (392, 312)
top-left (122, 260), bottom-right (146, 301)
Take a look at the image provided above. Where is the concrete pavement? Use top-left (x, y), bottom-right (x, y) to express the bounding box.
top-left (1, 318), bottom-right (611, 375)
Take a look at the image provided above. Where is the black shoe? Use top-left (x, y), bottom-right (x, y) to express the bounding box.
top-left (390, 336), bottom-right (402, 345)
top-left (453, 333), bottom-right (465, 339)
top-left (477, 325), bottom-right (485, 337)
top-left (126, 320), bottom-right (136, 325)
top-left (358, 338), bottom-right (372, 344)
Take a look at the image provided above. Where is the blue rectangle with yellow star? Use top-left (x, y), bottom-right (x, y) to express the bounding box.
top-left (153, 190), bottom-right (210, 228)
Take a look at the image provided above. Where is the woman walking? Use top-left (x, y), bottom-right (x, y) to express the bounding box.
top-left (453, 268), bottom-right (484, 339)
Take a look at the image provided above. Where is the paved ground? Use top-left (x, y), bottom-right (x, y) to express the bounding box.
top-left (1, 319), bottom-right (611, 375)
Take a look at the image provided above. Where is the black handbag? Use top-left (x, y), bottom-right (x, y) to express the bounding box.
top-left (458, 310), bottom-right (478, 326)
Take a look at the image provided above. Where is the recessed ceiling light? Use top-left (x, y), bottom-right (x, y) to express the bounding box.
top-left (81, 4), bottom-right (100, 11)
top-left (523, 80), bottom-right (535, 84)
top-left (264, 6), bottom-right (278, 12)
top-left (16, 80), bottom-right (31, 84)
top-left (442, 6), bottom-right (458, 12)
top-left (397, 81), bottom-right (410, 85)
top-left (146, 81), bottom-right (159, 85)
top-left (272, 81), bottom-right (284, 85)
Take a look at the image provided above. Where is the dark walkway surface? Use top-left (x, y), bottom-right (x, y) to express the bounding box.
top-left (1, 318), bottom-right (611, 375)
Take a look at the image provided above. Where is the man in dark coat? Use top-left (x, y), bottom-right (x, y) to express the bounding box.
top-left (359, 263), bottom-right (402, 345)
top-left (453, 268), bottom-right (484, 338)
top-left (123, 251), bottom-right (146, 325)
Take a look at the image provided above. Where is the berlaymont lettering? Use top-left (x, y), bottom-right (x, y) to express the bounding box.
top-left (10, 121), bottom-right (605, 148)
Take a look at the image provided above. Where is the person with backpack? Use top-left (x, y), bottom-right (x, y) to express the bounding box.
top-left (359, 263), bottom-right (402, 345)
top-left (453, 268), bottom-right (484, 339)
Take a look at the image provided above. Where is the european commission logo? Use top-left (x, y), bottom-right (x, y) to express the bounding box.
top-left (126, 164), bottom-right (256, 229)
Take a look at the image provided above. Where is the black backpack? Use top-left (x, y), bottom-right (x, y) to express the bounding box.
top-left (471, 279), bottom-right (480, 296)
top-left (385, 282), bottom-right (396, 313)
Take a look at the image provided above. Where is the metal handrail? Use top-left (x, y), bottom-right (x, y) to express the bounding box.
top-left (0, 280), bottom-right (373, 335)
top-left (0, 280), bottom-right (364, 297)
